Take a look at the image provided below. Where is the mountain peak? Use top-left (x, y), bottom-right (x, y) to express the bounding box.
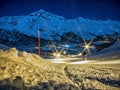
top-left (0, 9), bottom-right (120, 40)
top-left (30, 9), bottom-right (47, 16)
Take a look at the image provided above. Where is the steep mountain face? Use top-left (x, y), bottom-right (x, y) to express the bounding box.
top-left (0, 28), bottom-right (38, 51)
top-left (0, 9), bottom-right (120, 40)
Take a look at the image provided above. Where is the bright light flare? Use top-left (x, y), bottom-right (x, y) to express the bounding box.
top-left (82, 38), bottom-right (94, 55)
top-left (53, 53), bottom-right (56, 56)
top-left (52, 44), bottom-right (66, 59)
top-left (56, 53), bottom-right (60, 58)
top-left (53, 52), bottom-right (61, 58)
top-left (85, 45), bottom-right (89, 49)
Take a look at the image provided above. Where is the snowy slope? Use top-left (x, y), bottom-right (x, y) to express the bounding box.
top-left (0, 9), bottom-right (120, 40)
top-left (89, 41), bottom-right (120, 60)
top-left (0, 44), bottom-right (10, 50)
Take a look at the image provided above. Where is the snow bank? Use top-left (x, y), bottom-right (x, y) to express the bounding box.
top-left (0, 48), bottom-right (120, 90)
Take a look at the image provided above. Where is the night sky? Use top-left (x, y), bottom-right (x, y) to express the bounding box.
top-left (0, 0), bottom-right (120, 21)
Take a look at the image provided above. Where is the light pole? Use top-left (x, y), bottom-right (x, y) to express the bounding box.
top-left (84, 45), bottom-right (90, 60)
top-left (85, 45), bottom-right (90, 61)
top-left (38, 30), bottom-right (40, 56)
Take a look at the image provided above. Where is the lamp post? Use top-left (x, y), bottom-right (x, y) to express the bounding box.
top-left (84, 45), bottom-right (90, 60)
top-left (81, 37), bottom-right (94, 61)
top-left (38, 30), bottom-right (40, 56)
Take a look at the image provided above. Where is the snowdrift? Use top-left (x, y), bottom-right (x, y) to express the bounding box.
top-left (0, 48), bottom-right (120, 90)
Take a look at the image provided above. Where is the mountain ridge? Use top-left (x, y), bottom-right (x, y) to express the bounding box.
top-left (0, 9), bottom-right (120, 40)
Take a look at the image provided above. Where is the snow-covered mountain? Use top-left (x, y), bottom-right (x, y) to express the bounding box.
top-left (0, 9), bottom-right (120, 40)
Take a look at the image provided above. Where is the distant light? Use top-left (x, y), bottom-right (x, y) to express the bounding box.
top-left (63, 45), bottom-right (69, 48)
top-left (53, 53), bottom-right (56, 56)
top-left (83, 39), bottom-right (94, 54)
top-left (56, 53), bottom-right (60, 58)
top-left (63, 51), bottom-right (66, 54)
top-left (65, 45), bottom-right (69, 47)
top-left (78, 53), bottom-right (82, 56)
top-left (35, 47), bottom-right (38, 49)
top-left (53, 52), bottom-right (61, 58)
top-left (68, 55), bottom-right (71, 57)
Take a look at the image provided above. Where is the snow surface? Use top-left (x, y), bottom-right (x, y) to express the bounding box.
top-left (0, 9), bottom-right (120, 40)
top-left (0, 48), bottom-right (120, 90)
top-left (0, 44), bottom-right (10, 50)
top-left (89, 41), bottom-right (120, 60)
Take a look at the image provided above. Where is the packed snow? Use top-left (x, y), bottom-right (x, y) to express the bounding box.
top-left (0, 48), bottom-right (120, 90)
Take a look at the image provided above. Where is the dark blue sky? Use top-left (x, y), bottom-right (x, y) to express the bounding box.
top-left (0, 0), bottom-right (120, 21)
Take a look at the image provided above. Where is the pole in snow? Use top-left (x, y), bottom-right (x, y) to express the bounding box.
top-left (85, 53), bottom-right (87, 61)
top-left (38, 30), bottom-right (40, 56)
